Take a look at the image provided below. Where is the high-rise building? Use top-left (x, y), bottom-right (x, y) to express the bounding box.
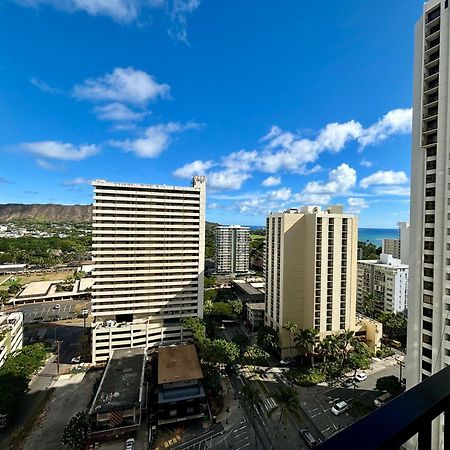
top-left (91, 177), bottom-right (206, 364)
top-left (215, 225), bottom-right (250, 274)
top-left (408, 1), bottom-right (450, 447)
top-left (382, 222), bottom-right (410, 264)
top-left (357, 254), bottom-right (409, 315)
top-left (0, 312), bottom-right (23, 367)
top-left (264, 206), bottom-right (358, 357)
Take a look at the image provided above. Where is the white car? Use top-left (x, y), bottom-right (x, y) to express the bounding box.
top-left (125, 438), bottom-right (135, 450)
top-left (331, 401), bottom-right (349, 416)
top-left (355, 372), bottom-right (368, 382)
top-left (71, 356), bottom-right (81, 364)
top-left (53, 304), bottom-right (61, 310)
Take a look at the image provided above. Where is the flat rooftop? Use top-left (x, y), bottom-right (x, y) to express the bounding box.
top-left (90, 347), bottom-right (146, 414)
top-left (19, 281), bottom-right (53, 298)
top-left (79, 277), bottom-right (94, 291)
top-left (247, 303), bottom-right (265, 310)
top-left (233, 280), bottom-right (264, 296)
top-left (158, 344), bottom-right (203, 385)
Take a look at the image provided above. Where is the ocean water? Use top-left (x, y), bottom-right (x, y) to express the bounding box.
top-left (358, 228), bottom-right (398, 246)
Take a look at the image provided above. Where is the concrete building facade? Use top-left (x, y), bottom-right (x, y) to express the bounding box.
top-left (382, 222), bottom-right (410, 264)
top-left (357, 254), bottom-right (409, 314)
top-left (91, 177), bottom-right (206, 364)
top-left (264, 206), bottom-right (358, 357)
top-left (0, 312), bottom-right (23, 366)
top-left (408, 1), bottom-right (450, 447)
top-left (215, 225), bottom-right (250, 274)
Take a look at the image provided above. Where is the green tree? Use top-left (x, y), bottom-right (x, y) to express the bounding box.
top-left (0, 291), bottom-right (10, 305)
top-left (204, 276), bottom-right (217, 288)
top-left (378, 312), bottom-right (407, 346)
top-left (207, 339), bottom-right (240, 365)
top-left (283, 322), bottom-right (298, 359)
top-left (61, 411), bottom-right (90, 450)
top-left (230, 299), bottom-right (243, 316)
top-left (232, 333), bottom-right (250, 353)
top-left (257, 327), bottom-right (279, 356)
top-left (269, 386), bottom-right (302, 449)
top-left (242, 345), bottom-right (271, 366)
top-left (362, 294), bottom-right (376, 319)
top-left (376, 375), bottom-right (404, 396)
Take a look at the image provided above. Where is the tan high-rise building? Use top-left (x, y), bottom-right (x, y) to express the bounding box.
top-left (408, 1), bottom-right (450, 447)
top-left (91, 176), bottom-right (206, 363)
top-left (264, 205), bottom-right (358, 357)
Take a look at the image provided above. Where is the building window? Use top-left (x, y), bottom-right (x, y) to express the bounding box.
top-left (422, 361), bottom-right (432, 372)
top-left (423, 320), bottom-right (433, 332)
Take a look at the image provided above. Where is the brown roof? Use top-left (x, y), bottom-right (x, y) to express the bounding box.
top-left (158, 344), bottom-right (203, 384)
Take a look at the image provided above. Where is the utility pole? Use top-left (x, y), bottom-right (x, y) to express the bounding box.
top-left (56, 340), bottom-right (61, 375)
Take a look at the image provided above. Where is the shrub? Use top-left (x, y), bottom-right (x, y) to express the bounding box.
top-left (286, 368), bottom-right (326, 387)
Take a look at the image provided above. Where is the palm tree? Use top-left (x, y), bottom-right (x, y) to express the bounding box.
top-left (318, 334), bottom-right (335, 368)
top-left (362, 294), bottom-right (376, 319)
top-left (268, 386), bottom-right (302, 449)
top-left (283, 322), bottom-right (298, 359)
top-left (337, 330), bottom-right (357, 369)
top-left (294, 328), bottom-right (318, 366)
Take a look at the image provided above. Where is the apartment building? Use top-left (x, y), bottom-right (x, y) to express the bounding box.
top-left (91, 177), bottom-right (206, 364)
top-left (215, 225), bottom-right (250, 274)
top-left (264, 206), bottom-right (358, 357)
top-left (0, 312), bottom-right (23, 366)
top-left (408, 1), bottom-right (450, 447)
top-left (382, 222), bottom-right (410, 264)
top-left (357, 254), bottom-right (409, 315)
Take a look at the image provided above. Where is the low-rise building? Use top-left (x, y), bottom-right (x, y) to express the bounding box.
top-left (157, 344), bottom-right (208, 425)
top-left (88, 348), bottom-right (146, 439)
top-left (233, 279), bottom-right (265, 303)
top-left (0, 312), bottom-right (23, 366)
top-left (246, 303), bottom-right (265, 330)
top-left (0, 264), bottom-right (27, 274)
top-left (357, 254), bottom-right (409, 314)
top-left (354, 315), bottom-right (383, 350)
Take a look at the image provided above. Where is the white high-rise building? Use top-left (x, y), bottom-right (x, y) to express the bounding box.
top-left (0, 312), bottom-right (23, 366)
top-left (91, 177), bottom-right (206, 364)
top-left (357, 254), bottom-right (409, 315)
top-left (408, 1), bottom-right (450, 447)
top-left (215, 225), bottom-right (250, 274)
top-left (264, 206), bottom-right (358, 357)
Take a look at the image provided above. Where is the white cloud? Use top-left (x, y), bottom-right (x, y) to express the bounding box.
top-left (372, 186), bottom-right (410, 196)
top-left (173, 159), bottom-right (214, 178)
top-left (111, 121), bottom-right (201, 158)
top-left (30, 77), bottom-right (62, 94)
top-left (347, 197), bottom-right (369, 213)
top-left (360, 159), bottom-right (373, 168)
top-left (208, 170), bottom-right (251, 191)
top-left (268, 187), bottom-right (291, 201)
top-left (360, 170), bottom-right (408, 189)
top-left (207, 202), bottom-right (220, 210)
top-left (63, 177), bottom-right (91, 186)
top-left (358, 108), bottom-right (412, 147)
top-left (222, 150), bottom-right (258, 172)
top-left (36, 159), bottom-right (56, 170)
top-left (73, 67), bottom-right (170, 105)
top-left (93, 103), bottom-right (147, 122)
top-left (293, 193), bottom-right (331, 205)
top-left (262, 176), bottom-right (281, 187)
top-left (21, 141), bottom-right (99, 161)
top-left (303, 163), bottom-right (357, 195)
top-left (15, 0), bottom-right (201, 40)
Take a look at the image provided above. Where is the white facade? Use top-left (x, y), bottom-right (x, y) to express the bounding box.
top-left (265, 205), bottom-right (358, 357)
top-left (91, 177), bottom-right (206, 364)
top-left (0, 312), bottom-right (23, 366)
top-left (357, 254), bottom-right (409, 314)
top-left (215, 225), bottom-right (249, 274)
top-left (408, 1), bottom-right (450, 447)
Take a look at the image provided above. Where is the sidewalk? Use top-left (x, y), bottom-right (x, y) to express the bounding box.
top-left (215, 376), bottom-right (242, 430)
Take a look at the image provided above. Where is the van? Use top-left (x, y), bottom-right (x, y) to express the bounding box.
top-left (391, 340), bottom-right (402, 349)
top-left (374, 392), bottom-right (392, 407)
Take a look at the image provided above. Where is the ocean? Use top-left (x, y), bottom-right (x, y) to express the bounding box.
top-left (248, 225), bottom-right (398, 247)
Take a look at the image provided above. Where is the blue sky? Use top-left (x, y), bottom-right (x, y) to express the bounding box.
top-left (0, 0), bottom-right (423, 227)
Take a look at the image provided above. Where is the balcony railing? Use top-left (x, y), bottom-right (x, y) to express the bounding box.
top-left (317, 365), bottom-right (450, 450)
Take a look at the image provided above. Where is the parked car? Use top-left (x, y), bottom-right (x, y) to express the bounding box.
top-left (355, 372), bottom-right (368, 382)
top-left (341, 378), bottom-right (355, 388)
top-left (71, 356), bottom-right (81, 364)
top-left (331, 401), bottom-right (349, 416)
top-left (299, 428), bottom-right (318, 448)
top-left (125, 438), bottom-right (135, 450)
top-left (280, 358), bottom-right (292, 366)
top-left (374, 392), bottom-right (392, 407)
top-left (53, 304), bottom-right (60, 310)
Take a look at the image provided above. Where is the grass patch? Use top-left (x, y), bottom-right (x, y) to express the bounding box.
top-left (286, 367), bottom-right (326, 387)
top-left (250, 234), bottom-right (265, 240)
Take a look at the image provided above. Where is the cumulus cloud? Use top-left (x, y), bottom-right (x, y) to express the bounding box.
top-left (347, 197), bottom-right (369, 213)
top-left (73, 67), bottom-right (170, 105)
top-left (303, 163), bottom-right (357, 195)
top-left (360, 170), bottom-right (408, 189)
top-left (262, 176), bottom-right (281, 187)
top-left (15, 0), bottom-right (201, 41)
top-left (360, 159), bottom-right (373, 168)
top-left (21, 141), bottom-right (100, 161)
top-left (358, 108), bottom-right (412, 148)
top-left (222, 150), bottom-right (258, 172)
top-left (173, 159), bottom-right (214, 178)
top-left (268, 187), bottom-right (291, 201)
top-left (111, 121), bottom-right (201, 158)
top-left (93, 103), bottom-right (147, 122)
top-left (208, 170), bottom-right (251, 191)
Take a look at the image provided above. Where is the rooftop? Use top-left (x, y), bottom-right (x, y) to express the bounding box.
top-left (233, 279), bottom-right (264, 296)
top-left (158, 344), bottom-right (203, 385)
top-left (19, 281), bottom-right (53, 298)
top-left (89, 347), bottom-right (146, 414)
top-left (247, 303), bottom-right (265, 310)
